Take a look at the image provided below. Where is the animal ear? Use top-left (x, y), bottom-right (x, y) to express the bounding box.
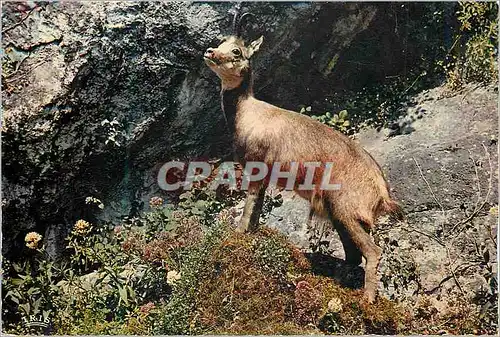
top-left (247, 36), bottom-right (264, 58)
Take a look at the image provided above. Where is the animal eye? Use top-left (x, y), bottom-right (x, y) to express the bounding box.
top-left (232, 48), bottom-right (241, 56)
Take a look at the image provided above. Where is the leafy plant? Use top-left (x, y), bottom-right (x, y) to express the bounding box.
top-left (101, 117), bottom-right (125, 147)
top-left (260, 192), bottom-right (284, 223)
top-left (158, 220), bottom-right (229, 334)
top-left (3, 254), bottom-right (62, 334)
top-left (300, 107), bottom-right (351, 134)
top-left (254, 233), bottom-right (291, 278)
top-left (315, 110), bottom-right (351, 133)
top-left (177, 182), bottom-right (244, 226)
top-left (444, 2), bottom-right (498, 89)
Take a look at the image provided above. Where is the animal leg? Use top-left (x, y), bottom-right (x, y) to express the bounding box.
top-left (325, 202), bottom-right (381, 303)
top-left (332, 219), bottom-right (363, 265)
top-left (342, 218), bottom-right (381, 303)
top-left (237, 185), bottom-right (266, 232)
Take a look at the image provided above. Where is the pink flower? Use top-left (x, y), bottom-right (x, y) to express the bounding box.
top-left (296, 280), bottom-right (312, 290)
top-left (149, 196), bottom-right (164, 208)
top-left (139, 302), bottom-right (156, 314)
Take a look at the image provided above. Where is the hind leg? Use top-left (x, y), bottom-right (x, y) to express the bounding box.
top-left (342, 218), bottom-right (381, 303)
top-left (332, 219), bottom-right (362, 265)
top-left (325, 204), bottom-right (381, 303)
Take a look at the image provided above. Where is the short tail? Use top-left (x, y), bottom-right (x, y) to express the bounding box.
top-left (379, 198), bottom-right (404, 220)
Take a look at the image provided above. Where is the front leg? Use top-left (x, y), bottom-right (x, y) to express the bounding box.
top-left (237, 185), bottom-right (266, 232)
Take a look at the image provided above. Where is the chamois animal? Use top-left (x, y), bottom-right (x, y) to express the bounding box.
top-left (203, 14), bottom-right (402, 303)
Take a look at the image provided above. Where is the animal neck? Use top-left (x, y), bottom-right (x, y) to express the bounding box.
top-left (220, 69), bottom-right (253, 135)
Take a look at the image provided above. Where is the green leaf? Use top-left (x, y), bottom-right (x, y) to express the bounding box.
top-left (127, 285), bottom-right (136, 302)
top-left (32, 297), bottom-right (42, 314)
top-left (343, 120), bottom-right (350, 127)
top-left (339, 109), bottom-right (348, 119)
top-left (191, 208), bottom-right (204, 216)
top-left (12, 263), bottom-right (23, 273)
top-left (118, 286), bottom-right (128, 306)
top-left (27, 288), bottom-right (40, 296)
top-left (10, 278), bottom-right (24, 286)
top-left (179, 192), bottom-right (189, 201)
top-left (19, 302), bottom-right (30, 315)
top-left (4, 291), bottom-right (19, 304)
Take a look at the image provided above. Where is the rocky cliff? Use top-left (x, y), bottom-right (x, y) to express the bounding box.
top-left (2, 2), bottom-right (454, 257)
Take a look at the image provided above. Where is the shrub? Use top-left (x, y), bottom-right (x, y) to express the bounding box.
top-left (445, 2), bottom-right (498, 89)
top-left (158, 220), bottom-right (230, 334)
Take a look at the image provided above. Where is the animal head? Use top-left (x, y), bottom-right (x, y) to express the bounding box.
top-left (204, 9), bottom-right (263, 89)
top-left (204, 35), bottom-right (264, 89)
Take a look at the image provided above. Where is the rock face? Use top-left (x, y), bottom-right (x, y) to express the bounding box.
top-left (3, 2), bottom-right (454, 257)
top-left (266, 85), bottom-right (498, 304)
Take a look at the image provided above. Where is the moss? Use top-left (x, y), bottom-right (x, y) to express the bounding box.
top-left (184, 227), bottom-right (407, 335)
top-left (194, 230), bottom-right (297, 334)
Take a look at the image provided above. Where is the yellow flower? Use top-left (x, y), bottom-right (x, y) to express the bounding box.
top-left (73, 219), bottom-right (92, 236)
top-left (327, 297), bottom-right (343, 313)
top-left (25, 232), bottom-right (42, 249)
top-left (166, 270), bottom-right (181, 285)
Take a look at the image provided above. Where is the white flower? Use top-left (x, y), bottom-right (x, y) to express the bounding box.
top-left (327, 297), bottom-right (343, 313)
top-left (85, 196), bottom-right (104, 209)
top-left (166, 270), bottom-right (181, 285)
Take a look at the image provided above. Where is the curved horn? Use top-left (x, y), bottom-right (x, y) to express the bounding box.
top-left (231, 3), bottom-right (243, 35)
top-left (232, 11), bottom-right (239, 34)
top-left (235, 12), bottom-right (254, 37)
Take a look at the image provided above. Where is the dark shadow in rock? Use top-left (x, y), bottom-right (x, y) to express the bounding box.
top-left (305, 252), bottom-right (364, 290)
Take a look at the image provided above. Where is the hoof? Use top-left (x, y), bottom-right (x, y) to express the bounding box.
top-left (362, 290), bottom-right (376, 304)
top-left (235, 224), bottom-right (248, 233)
